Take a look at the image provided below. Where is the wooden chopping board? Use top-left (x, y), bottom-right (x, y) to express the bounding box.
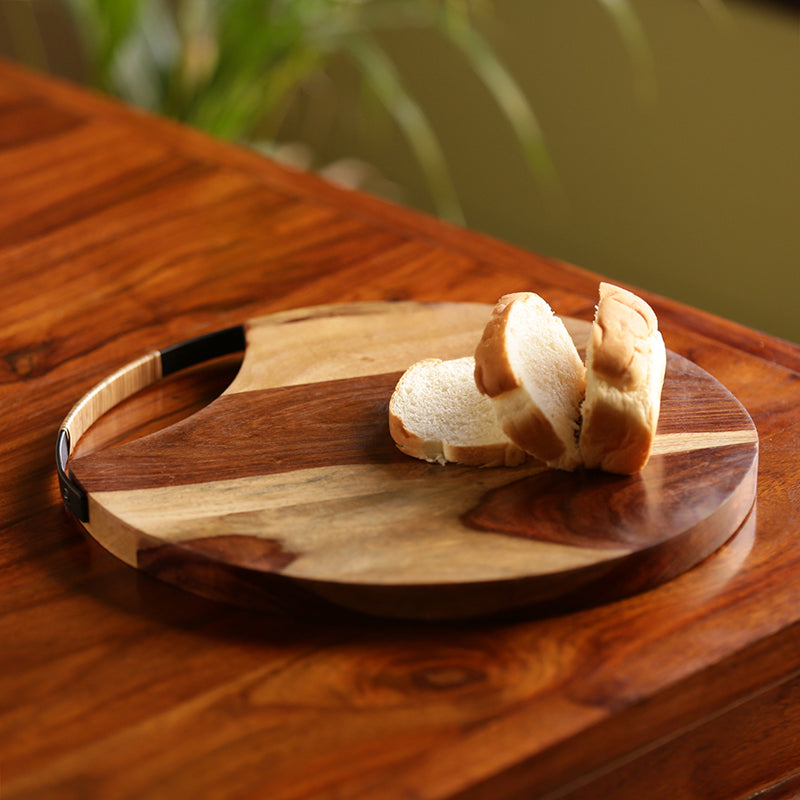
top-left (66, 301), bottom-right (759, 620)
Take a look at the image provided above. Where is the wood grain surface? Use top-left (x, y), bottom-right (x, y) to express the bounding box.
top-left (65, 302), bottom-right (758, 619)
top-left (4, 57), bottom-right (800, 800)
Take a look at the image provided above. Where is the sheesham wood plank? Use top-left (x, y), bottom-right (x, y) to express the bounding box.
top-left (0, 156), bottom-right (215, 250)
top-left (747, 772), bottom-right (800, 800)
top-left (444, 612), bottom-right (800, 800)
top-left (0, 187), bottom-right (383, 382)
top-left (0, 171), bottom-right (396, 322)
top-left (0, 168), bottom-right (271, 317)
top-left (556, 671), bottom-right (800, 800)
top-left (349, 520), bottom-right (800, 800)
top-left (0, 164), bottom-right (254, 276)
top-left (0, 510), bottom-right (592, 796)
top-left (0, 116), bottom-right (126, 183)
top-left (7, 539), bottom-right (763, 800)
top-left (0, 95), bottom-right (84, 148)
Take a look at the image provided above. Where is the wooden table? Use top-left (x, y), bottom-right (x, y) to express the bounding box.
top-left (3, 57), bottom-right (800, 800)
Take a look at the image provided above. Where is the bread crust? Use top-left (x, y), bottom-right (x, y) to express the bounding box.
top-left (578, 393), bottom-right (653, 475)
top-left (474, 293), bottom-right (529, 398)
top-left (488, 389), bottom-right (568, 466)
top-left (474, 292), bottom-right (585, 471)
top-left (591, 282), bottom-right (659, 391)
top-left (580, 283), bottom-right (666, 474)
top-left (388, 408), bottom-right (526, 467)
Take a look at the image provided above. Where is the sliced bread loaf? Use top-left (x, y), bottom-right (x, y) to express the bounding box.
top-left (389, 357), bottom-right (526, 467)
top-left (474, 292), bottom-right (586, 471)
top-left (579, 282), bottom-right (666, 474)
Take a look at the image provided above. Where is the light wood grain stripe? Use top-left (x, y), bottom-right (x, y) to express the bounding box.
top-left (651, 429), bottom-right (759, 456)
top-left (61, 352), bottom-right (162, 444)
top-left (87, 463), bottom-right (626, 583)
top-left (227, 302), bottom-right (538, 393)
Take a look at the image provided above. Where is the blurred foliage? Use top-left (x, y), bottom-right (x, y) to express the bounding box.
top-left (3, 0), bottom-right (653, 224)
top-left (55, 0), bottom-right (555, 224)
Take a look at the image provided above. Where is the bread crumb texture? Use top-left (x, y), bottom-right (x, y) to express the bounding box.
top-left (389, 357), bottom-right (525, 466)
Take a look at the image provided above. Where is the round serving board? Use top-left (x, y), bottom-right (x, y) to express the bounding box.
top-left (67, 301), bottom-right (758, 619)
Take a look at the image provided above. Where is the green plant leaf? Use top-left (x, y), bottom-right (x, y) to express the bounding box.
top-left (345, 32), bottom-right (465, 225)
top-left (60, 0), bottom-right (565, 218)
top-left (437, 2), bottom-right (559, 194)
top-left (66, 0), bottom-right (143, 89)
top-left (597, 0), bottom-right (656, 105)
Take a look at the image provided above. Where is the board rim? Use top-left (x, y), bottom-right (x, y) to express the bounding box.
top-left (62, 300), bottom-right (760, 619)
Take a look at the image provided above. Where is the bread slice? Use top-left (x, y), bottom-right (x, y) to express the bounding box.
top-left (389, 357), bottom-right (526, 467)
top-left (579, 282), bottom-right (666, 474)
top-left (474, 292), bottom-right (586, 471)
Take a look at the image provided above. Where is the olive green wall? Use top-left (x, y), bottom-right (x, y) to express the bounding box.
top-left (281, 0), bottom-right (800, 342)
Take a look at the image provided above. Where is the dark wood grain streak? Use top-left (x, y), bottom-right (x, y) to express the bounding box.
top-left (658, 351), bottom-right (756, 431)
top-left (0, 97), bottom-right (84, 147)
top-left (464, 444), bottom-right (757, 550)
top-left (72, 355), bottom-right (245, 456)
top-left (69, 344), bottom-right (754, 492)
top-left (133, 502), bottom-right (757, 624)
top-left (70, 371), bottom-right (406, 490)
top-left (3, 57), bottom-right (800, 800)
